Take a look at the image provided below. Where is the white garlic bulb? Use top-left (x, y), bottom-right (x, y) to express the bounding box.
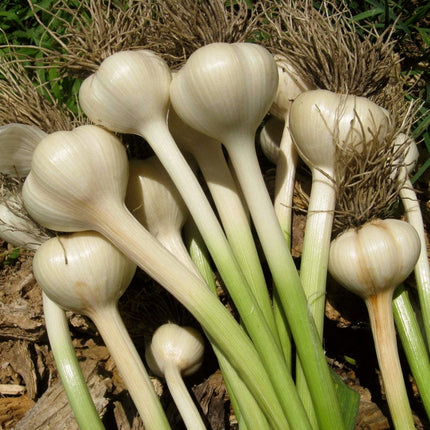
top-left (33, 231), bottom-right (136, 316)
top-left (22, 125), bottom-right (129, 232)
top-left (0, 123), bottom-right (46, 177)
top-left (146, 323), bottom-right (205, 378)
top-left (289, 89), bottom-right (391, 172)
top-left (170, 42), bottom-right (278, 143)
top-left (328, 218), bottom-right (420, 298)
top-left (79, 50), bottom-right (172, 134)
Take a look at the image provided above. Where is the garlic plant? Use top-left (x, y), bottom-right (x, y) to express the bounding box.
top-left (31, 231), bottom-right (175, 430)
top-left (126, 156), bottom-right (194, 272)
top-left (79, 49), bottom-right (303, 428)
top-left (329, 218), bottom-right (420, 430)
top-left (170, 42), bottom-right (344, 430)
top-left (146, 323), bottom-right (206, 430)
top-left (22, 124), bottom-right (289, 429)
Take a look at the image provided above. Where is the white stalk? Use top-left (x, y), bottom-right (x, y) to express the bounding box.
top-left (395, 133), bottom-right (430, 348)
top-left (329, 218), bottom-right (420, 430)
top-left (22, 125), bottom-right (288, 429)
top-left (270, 55), bottom-right (315, 246)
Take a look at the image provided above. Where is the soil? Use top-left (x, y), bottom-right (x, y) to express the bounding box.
top-left (0, 166), bottom-right (429, 429)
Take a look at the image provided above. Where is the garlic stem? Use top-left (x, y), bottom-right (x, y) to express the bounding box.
top-left (183, 220), bottom-right (272, 430)
top-left (273, 120), bottom-right (298, 247)
top-left (399, 177), bottom-right (430, 349)
top-left (183, 138), bottom-right (277, 339)
top-left (366, 290), bottom-right (415, 430)
top-left (90, 304), bottom-right (170, 429)
top-left (163, 363), bottom-right (206, 430)
top-left (43, 294), bottom-right (105, 430)
top-left (393, 285), bottom-right (430, 420)
top-left (226, 139), bottom-right (344, 430)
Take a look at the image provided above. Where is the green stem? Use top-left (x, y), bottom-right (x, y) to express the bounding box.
top-left (89, 305), bottom-right (171, 430)
top-left (366, 290), bottom-right (415, 430)
top-left (190, 141), bottom-right (278, 340)
top-left (393, 285), bottom-right (430, 420)
top-left (400, 179), bottom-right (430, 349)
top-left (139, 122), bottom-right (309, 429)
top-left (43, 294), bottom-right (105, 430)
top-left (295, 168), bottom-right (336, 428)
top-left (96, 201), bottom-right (288, 429)
top-left (226, 139), bottom-right (345, 430)
top-left (184, 220), bottom-right (272, 430)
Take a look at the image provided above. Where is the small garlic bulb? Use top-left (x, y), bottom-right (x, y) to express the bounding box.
top-left (145, 323), bottom-right (205, 378)
top-left (33, 231), bottom-right (136, 317)
top-left (289, 89), bottom-right (391, 172)
top-left (270, 55), bottom-right (314, 120)
top-left (125, 156), bottom-right (188, 243)
top-left (0, 123), bottom-right (46, 177)
top-left (0, 191), bottom-right (51, 250)
top-left (170, 42), bottom-right (278, 143)
top-left (22, 125), bottom-right (129, 232)
top-left (258, 116), bottom-right (284, 164)
top-left (328, 218), bottom-right (420, 298)
top-left (79, 50), bottom-right (172, 134)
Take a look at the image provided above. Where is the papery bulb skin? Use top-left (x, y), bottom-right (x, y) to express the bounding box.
top-left (125, 157), bottom-right (188, 237)
top-left (79, 50), bottom-right (172, 134)
top-left (328, 219), bottom-right (420, 299)
top-left (145, 323), bottom-right (205, 378)
top-left (289, 89), bottom-right (391, 172)
top-left (0, 123), bottom-right (46, 177)
top-left (22, 125), bottom-right (129, 232)
top-left (270, 55), bottom-right (314, 120)
top-left (170, 42), bottom-right (279, 143)
top-left (33, 231), bottom-right (136, 316)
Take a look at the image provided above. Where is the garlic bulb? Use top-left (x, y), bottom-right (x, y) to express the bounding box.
top-left (328, 218), bottom-right (420, 298)
top-left (0, 123), bottom-right (46, 177)
top-left (33, 232), bottom-right (137, 316)
top-left (270, 55), bottom-right (314, 120)
top-left (146, 323), bottom-right (206, 430)
top-left (126, 156), bottom-right (194, 269)
top-left (170, 42), bottom-right (278, 143)
top-left (145, 323), bottom-right (205, 378)
top-left (23, 125), bottom-right (129, 232)
top-left (258, 116), bottom-right (284, 164)
top-left (79, 50), bottom-right (172, 134)
top-left (289, 89), bottom-right (391, 173)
